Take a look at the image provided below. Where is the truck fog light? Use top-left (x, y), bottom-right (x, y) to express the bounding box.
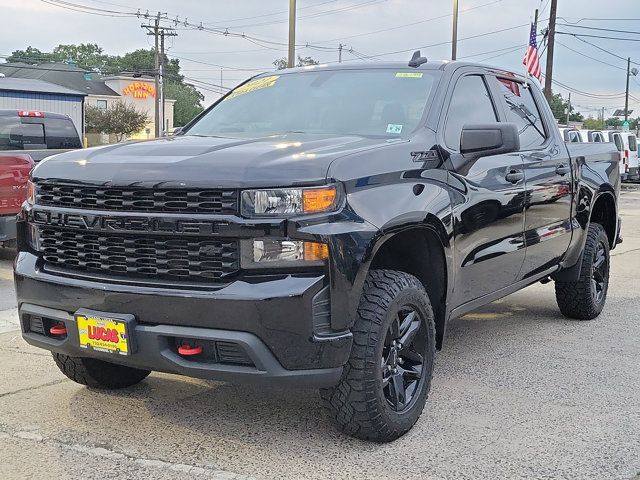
top-left (241, 239), bottom-right (328, 268)
top-left (27, 223), bottom-right (40, 251)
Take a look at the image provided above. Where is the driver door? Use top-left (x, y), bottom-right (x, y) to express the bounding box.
top-left (441, 73), bottom-right (526, 306)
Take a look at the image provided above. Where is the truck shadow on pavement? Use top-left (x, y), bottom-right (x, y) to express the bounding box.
top-left (63, 289), bottom-right (600, 452)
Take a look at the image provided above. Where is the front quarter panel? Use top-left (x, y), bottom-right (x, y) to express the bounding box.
top-left (298, 132), bottom-right (454, 330)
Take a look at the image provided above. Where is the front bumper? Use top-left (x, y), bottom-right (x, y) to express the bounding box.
top-left (15, 252), bottom-right (352, 387)
top-left (0, 214), bottom-right (17, 243)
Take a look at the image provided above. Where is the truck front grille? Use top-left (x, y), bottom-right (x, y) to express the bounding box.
top-left (36, 183), bottom-right (238, 214)
top-left (39, 227), bottom-right (239, 283)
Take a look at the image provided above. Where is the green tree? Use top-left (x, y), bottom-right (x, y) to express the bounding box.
top-left (6, 46), bottom-right (52, 64)
top-left (273, 55), bottom-right (320, 70)
top-left (52, 44), bottom-right (113, 71)
top-left (545, 92), bottom-right (583, 123)
top-left (6, 44), bottom-right (204, 126)
top-left (86, 101), bottom-right (148, 142)
top-left (583, 117), bottom-right (605, 130)
top-left (165, 82), bottom-right (204, 127)
top-left (605, 117), bottom-right (621, 128)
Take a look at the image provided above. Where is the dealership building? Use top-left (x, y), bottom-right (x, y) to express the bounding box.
top-left (0, 62), bottom-right (175, 140)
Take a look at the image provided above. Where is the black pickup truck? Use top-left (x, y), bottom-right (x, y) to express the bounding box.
top-left (14, 58), bottom-right (620, 442)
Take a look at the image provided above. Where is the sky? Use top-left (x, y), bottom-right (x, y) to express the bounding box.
top-left (1, 0), bottom-right (640, 118)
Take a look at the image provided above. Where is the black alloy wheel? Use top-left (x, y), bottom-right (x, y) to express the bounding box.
top-left (591, 239), bottom-right (608, 305)
top-left (382, 306), bottom-right (427, 413)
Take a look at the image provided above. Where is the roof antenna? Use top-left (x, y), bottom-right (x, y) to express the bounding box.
top-left (408, 50), bottom-right (428, 68)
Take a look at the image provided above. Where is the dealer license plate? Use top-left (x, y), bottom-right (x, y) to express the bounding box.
top-left (76, 313), bottom-right (130, 355)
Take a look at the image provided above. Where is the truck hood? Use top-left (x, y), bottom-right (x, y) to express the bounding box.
top-left (32, 133), bottom-right (394, 188)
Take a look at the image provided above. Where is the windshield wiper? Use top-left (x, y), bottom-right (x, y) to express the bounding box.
top-left (505, 98), bottom-right (545, 139)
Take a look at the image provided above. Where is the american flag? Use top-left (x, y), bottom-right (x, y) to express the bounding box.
top-left (523, 22), bottom-right (542, 82)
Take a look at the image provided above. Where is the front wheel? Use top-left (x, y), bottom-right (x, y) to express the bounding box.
top-left (555, 223), bottom-right (610, 320)
top-left (321, 269), bottom-right (436, 442)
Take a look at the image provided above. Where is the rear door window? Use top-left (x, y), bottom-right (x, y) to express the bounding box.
top-left (21, 123), bottom-right (45, 148)
top-left (43, 118), bottom-right (81, 149)
top-left (494, 78), bottom-right (546, 149)
top-left (0, 116), bottom-right (23, 150)
top-left (628, 135), bottom-right (637, 152)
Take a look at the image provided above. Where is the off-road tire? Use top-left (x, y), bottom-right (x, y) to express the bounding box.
top-left (555, 223), bottom-right (610, 320)
top-left (52, 353), bottom-right (151, 389)
top-left (320, 269), bottom-right (436, 442)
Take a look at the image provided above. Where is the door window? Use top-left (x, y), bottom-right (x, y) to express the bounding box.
top-left (0, 116), bottom-right (22, 150)
top-left (21, 123), bottom-right (45, 148)
top-left (612, 134), bottom-right (623, 151)
top-left (568, 131), bottom-right (581, 143)
top-left (629, 135), bottom-right (637, 152)
top-left (444, 75), bottom-right (497, 150)
top-left (43, 118), bottom-right (82, 149)
top-left (495, 78), bottom-right (546, 149)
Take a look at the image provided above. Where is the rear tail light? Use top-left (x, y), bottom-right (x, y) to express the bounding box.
top-left (18, 110), bottom-right (44, 117)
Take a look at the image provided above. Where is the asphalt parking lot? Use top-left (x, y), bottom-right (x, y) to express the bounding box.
top-left (1, 186), bottom-right (639, 480)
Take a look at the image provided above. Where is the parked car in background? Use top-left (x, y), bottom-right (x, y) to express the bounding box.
top-left (0, 153), bottom-right (33, 246)
top-left (580, 130), bottom-right (607, 143)
top-left (0, 110), bottom-right (82, 162)
top-left (608, 130), bottom-right (639, 182)
top-left (559, 127), bottom-right (582, 143)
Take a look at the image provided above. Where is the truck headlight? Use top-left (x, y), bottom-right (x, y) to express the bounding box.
top-left (241, 239), bottom-right (328, 268)
top-left (241, 186), bottom-right (337, 217)
top-left (26, 180), bottom-right (35, 205)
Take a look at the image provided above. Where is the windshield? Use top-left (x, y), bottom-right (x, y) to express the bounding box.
top-left (186, 68), bottom-right (440, 138)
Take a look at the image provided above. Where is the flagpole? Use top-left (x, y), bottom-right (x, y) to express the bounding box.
top-left (524, 16), bottom-right (532, 84)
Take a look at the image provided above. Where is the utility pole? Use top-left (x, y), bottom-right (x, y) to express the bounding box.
top-left (142, 16), bottom-right (176, 137)
top-left (625, 57), bottom-right (631, 122)
top-left (601, 107), bottom-right (605, 128)
top-left (288, 0), bottom-right (296, 68)
top-left (566, 92), bottom-right (571, 126)
top-left (544, 0), bottom-right (558, 101)
top-left (153, 14), bottom-right (160, 137)
top-left (338, 44), bottom-right (344, 63)
top-left (451, 0), bottom-right (459, 60)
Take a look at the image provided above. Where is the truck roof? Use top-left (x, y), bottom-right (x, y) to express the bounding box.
top-left (262, 60), bottom-right (528, 81)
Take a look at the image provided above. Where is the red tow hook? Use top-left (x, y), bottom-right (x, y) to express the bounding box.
top-left (178, 344), bottom-right (203, 356)
top-left (49, 324), bottom-right (67, 336)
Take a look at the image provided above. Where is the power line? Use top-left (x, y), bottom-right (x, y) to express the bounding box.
top-left (307, 0), bottom-right (504, 44)
top-left (228, 0), bottom-right (387, 29)
top-left (555, 40), bottom-right (626, 71)
top-left (559, 32), bottom-right (640, 66)
top-left (557, 16), bottom-right (640, 24)
top-left (556, 31), bottom-right (640, 43)
top-left (557, 23), bottom-right (640, 36)
top-left (340, 22), bottom-right (535, 60)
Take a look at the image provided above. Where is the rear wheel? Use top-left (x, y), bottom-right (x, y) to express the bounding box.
top-left (321, 269), bottom-right (436, 442)
top-left (52, 353), bottom-right (150, 389)
top-left (555, 223), bottom-right (610, 320)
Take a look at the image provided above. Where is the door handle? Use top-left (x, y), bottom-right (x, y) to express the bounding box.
top-left (556, 164), bottom-right (570, 176)
top-left (505, 169), bottom-right (524, 183)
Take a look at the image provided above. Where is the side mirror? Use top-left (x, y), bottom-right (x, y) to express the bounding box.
top-left (171, 127), bottom-right (183, 136)
top-left (460, 123), bottom-right (520, 156)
